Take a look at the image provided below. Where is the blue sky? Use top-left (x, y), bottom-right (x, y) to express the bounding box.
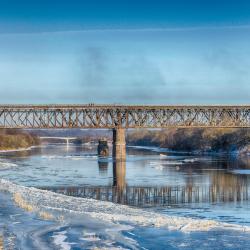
top-left (0, 0), bottom-right (250, 104)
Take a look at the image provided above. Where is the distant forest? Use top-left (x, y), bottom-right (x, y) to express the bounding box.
top-left (127, 128), bottom-right (250, 154)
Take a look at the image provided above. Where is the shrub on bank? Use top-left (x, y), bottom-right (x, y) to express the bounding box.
top-left (0, 131), bottom-right (40, 150)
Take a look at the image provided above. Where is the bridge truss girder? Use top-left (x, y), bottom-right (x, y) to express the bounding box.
top-left (0, 105), bottom-right (249, 129)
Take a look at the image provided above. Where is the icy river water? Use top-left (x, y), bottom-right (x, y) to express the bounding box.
top-left (0, 143), bottom-right (250, 249)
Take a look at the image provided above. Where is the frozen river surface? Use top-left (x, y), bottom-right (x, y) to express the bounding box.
top-left (0, 144), bottom-right (250, 249)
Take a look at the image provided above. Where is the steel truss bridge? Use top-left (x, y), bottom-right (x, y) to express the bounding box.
top-left (0, 105), bottom-right (249, 129)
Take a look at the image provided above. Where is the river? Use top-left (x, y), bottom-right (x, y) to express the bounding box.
top-left (0, 143), bottom-right (250, 249)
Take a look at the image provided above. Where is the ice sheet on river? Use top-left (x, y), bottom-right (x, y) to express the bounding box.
top-left (1, 179), bottom-right (250, 234)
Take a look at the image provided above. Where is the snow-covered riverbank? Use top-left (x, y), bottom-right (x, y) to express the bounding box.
top-left (0, 145), bottom-right (36, 153)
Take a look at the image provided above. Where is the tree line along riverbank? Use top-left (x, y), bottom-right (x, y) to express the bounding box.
top-left (0, 129), bottom-right (40, 151)
top-left (127, 128), bottom-right (250, 155)
top-left (0, 128), bottom-right (249, 155)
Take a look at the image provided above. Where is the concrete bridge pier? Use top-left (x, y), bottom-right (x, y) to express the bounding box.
top-left (112, 128), bottom-right (126, 161)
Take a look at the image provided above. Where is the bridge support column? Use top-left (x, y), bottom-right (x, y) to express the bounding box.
top-left (112, 128), bottom-right (126, 161)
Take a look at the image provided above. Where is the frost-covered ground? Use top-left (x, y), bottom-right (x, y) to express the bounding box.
top-left (0, 189), bottom-right (132, 249)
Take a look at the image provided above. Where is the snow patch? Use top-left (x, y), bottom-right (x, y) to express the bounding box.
top-left (231, 170), bottom-right (250, 175)
top-left (51, 231), bottom-right (71, 250)
top-left (0, 146), bottom-right (38, 153)
top-left (0, 161), bottom-right (18, 170)
top-left (41, 155), bottom-right (97, 160)
top-left (182, 158), bottom-right (199, 163)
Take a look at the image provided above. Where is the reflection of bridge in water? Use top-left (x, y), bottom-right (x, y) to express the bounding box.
top-left (42, 160), bottom-right (250, 207)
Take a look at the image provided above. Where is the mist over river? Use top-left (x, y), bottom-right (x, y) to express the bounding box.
top-left (0, 143), bottom-right (250, 249)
